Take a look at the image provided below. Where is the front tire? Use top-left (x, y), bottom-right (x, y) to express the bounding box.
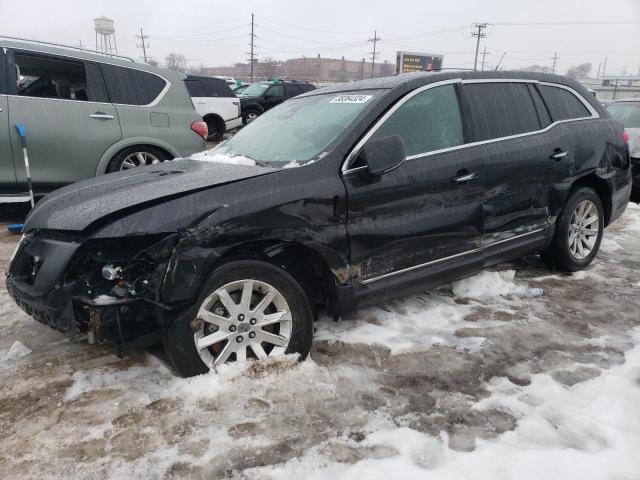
top-left (541, 187), bottom-right (604, 271)
top-left (163, 260), bottom-right (314, 377)
top-left (243, 110), bottom-right (260, 125)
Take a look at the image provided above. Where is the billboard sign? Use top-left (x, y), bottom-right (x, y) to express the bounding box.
top-left (396, 51), bottom-right (444, 74)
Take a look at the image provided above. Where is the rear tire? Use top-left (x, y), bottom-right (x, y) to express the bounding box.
top-left (163, 260), bottom-right (314, 377)
top-left (106, 146), bottom-right (170, 173)
top-left (205, 116), bottom-right (225, 142)
top-left (541, 187), bottom-right (604, 271)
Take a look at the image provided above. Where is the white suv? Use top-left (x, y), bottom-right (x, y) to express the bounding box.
top-left (184, 75), bottom-right (242, 141)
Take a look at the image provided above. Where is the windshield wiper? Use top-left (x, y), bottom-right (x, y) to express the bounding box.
top-left (252, 159), bottom-right (272, 168)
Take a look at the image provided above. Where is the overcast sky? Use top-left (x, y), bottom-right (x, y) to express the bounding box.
top-left (1, 0), bottom-right (638, 76)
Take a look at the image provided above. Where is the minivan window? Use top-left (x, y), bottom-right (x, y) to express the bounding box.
top-left (100, 64), bottom-right (167, 105)
top-left (464, 82), bottom-right (541, 141)
top-left (607, 102), bottom-right (640, 128)
top-left (369, 84), bottom-right (463, 156)
top-left (185, 79), bottom-right (206, 97)
top-left (214, 91), bottom-right (379, 165)
top-left (14, 53), bottom-right (89, 101)
top-left (538, 85), bottom-right (591, 121)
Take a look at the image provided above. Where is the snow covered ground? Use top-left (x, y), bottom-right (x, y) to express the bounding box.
top-left (1, 204), bottom-right (640, 479)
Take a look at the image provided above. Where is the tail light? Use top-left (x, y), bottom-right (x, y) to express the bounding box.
top-left (191, 121), bottom-right (208, 140)
top-left (623, 130), bottom-right (630, 143)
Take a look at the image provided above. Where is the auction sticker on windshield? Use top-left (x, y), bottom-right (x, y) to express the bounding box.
top-left (330, 94), bottom-right (372, 104)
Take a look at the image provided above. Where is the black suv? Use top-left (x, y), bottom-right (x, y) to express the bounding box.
top-left (237, 79), bottom-right (315, 123)
top-left (6, 71), bottom-right (631, 377)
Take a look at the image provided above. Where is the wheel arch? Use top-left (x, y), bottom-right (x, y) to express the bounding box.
top-left (571, 173), bottom-right (612, 226)
top-left (94, 138), bottom-right (180, 175)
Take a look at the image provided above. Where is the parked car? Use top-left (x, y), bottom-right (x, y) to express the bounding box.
top-left (184, 75), bottom-right (242, 141)
top-left (7, 71), bottom-right (631, 377)
top-left (606, 99), bottom-right (640, 201)
top-left (233, 83), bottom-right (249, 95)
top-left (0, 38), bottom-right (206, 202)
top-left (237, 79), bottom-right (315, 123)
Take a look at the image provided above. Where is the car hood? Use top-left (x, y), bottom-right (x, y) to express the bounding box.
top-left (25, 159), bottom-right (273, 232)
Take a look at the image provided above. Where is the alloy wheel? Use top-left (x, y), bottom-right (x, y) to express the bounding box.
top-left (568, 199), bottom-right (600, 260)
top-left (193, 279), bottom-right (293, 368)
top-left (245, 112), bottom-right (259, 123)
top-left (120, 151), bottom-right (161, 170)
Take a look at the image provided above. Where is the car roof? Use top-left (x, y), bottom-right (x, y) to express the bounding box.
top-left (0, 38), bottom-right (180, 77)
top-left (297, 70), bottom-right (604, 114)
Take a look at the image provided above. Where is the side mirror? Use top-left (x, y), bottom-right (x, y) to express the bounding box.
top-left (359, 135), bottom-right (406, 176)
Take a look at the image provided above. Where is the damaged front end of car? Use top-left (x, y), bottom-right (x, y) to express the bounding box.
top-left (6, 231), bottom-right (181, 356)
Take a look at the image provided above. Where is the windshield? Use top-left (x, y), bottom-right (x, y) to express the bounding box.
top-left (239, 83), bottom-right (270, 96)
top-left (213, 91), bottom-right (378, 166)
top-left (607, 102), bottom-right (640, 129)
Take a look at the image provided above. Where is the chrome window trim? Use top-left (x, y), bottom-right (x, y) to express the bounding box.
top-left (6, 47), bottom-right (171, 108)
top-left (360, 228), bottom-right (545, 285)
top-left (342, 78), bottom-right (599, 175)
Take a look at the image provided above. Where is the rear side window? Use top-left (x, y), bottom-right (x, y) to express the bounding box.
top-left (463, 82), bottom-right (541, 141)
top-left (267, 84), bottom-right (284, 97)
top-left (184, 79), bottom-right (206, 97)
top-left (538, 85), bottom-right (591, 121)
top-left (14, 53), bottom-right (89, 101)
top-left (204, 78), bottom-right (234, 97)
top-left (285, 84), bottom-right (302, 98)
top-left (100, 64), bottom-right (167, 105)
top-left (369, 84), bottom-right (464, 156)
top-left (300, 83), bottom-right (315, 93)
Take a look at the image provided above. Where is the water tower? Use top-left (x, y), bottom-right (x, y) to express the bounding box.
top-left (94, 17), bottom-right (118, 55)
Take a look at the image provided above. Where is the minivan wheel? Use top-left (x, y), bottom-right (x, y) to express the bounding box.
top-left (205, 116), bottom-right (225, 142)
top-left (541, 187), bottom-right (604, 271)
top-left (106, 146), bottom-right (170, 173)
top-left (163, 260), bottom-right (314, 377)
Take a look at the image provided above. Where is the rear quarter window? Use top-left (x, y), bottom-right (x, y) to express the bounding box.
top-left (203, 78), bottom-right (235, 97)
top-left (463, 82), bottom-right (541, 141)
top-left (538, 85), bottom-right (591, 121)
top-left (184, 79), bottom-right (206, 97)
top-left (100, 64), bottom-right (167, 105)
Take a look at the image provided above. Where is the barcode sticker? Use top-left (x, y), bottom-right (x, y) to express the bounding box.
top-left (330, 94), bottom-right (372, 104)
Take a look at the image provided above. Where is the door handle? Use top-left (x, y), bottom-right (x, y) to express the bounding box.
top-left (89, 113), bottom-right (115, 120)
top-left (452, 171), bottom-right (479, 183)
top-left (549, 149), bottom-right (568, 161)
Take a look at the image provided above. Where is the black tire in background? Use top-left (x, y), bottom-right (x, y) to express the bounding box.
top-left (205, 116), bottom-right (225, 142)
top-left (106, 146), bottom-right (171, 173)
top-left (163, 260), bottom-right (314, 377)
top-left (242, 110), bottom-right (261, 125)
top-left (541, 186), bottom-right (604, 271)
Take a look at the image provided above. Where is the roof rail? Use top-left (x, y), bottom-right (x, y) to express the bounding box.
top-left (0, 35), bottom-right (136, 62)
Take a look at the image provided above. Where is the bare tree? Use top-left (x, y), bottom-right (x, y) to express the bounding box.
top-left (521, 64), bottom-right (552, 74)
top-left (165, 53), bottom-right (187, 73)
top-left (146, 57), bottom-right (159, 67)
top-left (258, 57), bottom-right (281, 80)
top-left (565, 63), bottom-right (592, 79)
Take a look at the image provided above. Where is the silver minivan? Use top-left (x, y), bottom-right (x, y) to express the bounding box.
top-left (0, 38), bottom-right (206, 202)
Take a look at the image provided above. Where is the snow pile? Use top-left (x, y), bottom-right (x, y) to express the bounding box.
top-left (452, 270), bottom-right (529, 299)
top-left (247, 329), bottom-right (640, 480)
top-left (190, 150), bottom-right (256, 166)
top-left (1, 340), bottom-right (32, 361)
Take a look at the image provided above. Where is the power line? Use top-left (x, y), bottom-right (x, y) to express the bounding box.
top-left (368, 30), bottom-right (381, 78)
top-left (135, 28), bottom-right (150, 63)
top-left (472, 23), bottom-right (488, 71)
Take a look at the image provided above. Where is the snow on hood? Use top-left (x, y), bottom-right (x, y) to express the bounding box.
top-left (190, 150), bottom-right (256, 166)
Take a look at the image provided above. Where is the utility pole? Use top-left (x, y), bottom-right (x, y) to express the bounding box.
top-left (550, 52), bottom-right (559, 73)
top-left (248, 13), bottom-right (256, 82)
top-left (368, 30), bottom-right (381, 78)
top-left (602, 57), bottom-right (608, 77)
top-left (135, 28), bottom-right (150, 63)
top-left (76, 40), bottom-right (86, 53)
top-left (472, 23), bottom-right (488, 71)
top-left (480, 46), bottom-right (489, 71)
